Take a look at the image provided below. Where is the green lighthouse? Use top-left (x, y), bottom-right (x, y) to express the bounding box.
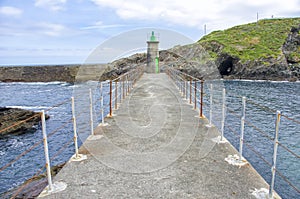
top-left (147, 31), bottom-right (159, 73)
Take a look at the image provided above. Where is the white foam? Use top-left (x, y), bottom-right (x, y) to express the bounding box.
top-left (0, 81), bottom-right (68, 86)
top-left (250, 188), bottom-right (269, 199)
top-left (6, 105), bottom-right (51, 110)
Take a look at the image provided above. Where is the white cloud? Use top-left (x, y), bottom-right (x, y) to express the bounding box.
top-left (81, 21), bottom-right (128, 30)
top-left (0, 6), bottom-right (23, 17)
top-left (34, 0), bottom-right (67, 11)
top-left (91, 0), bottom-right (300, 29)
top-left (37, 22), bottom-right (66, 36)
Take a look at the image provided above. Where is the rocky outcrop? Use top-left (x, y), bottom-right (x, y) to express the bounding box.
top-left (225, 24), bottom-right (300, 81)
top-left (283, 25), bottom-right (300, 64)
top-left (199, 19), bottom-right (300, 81)
top-left (99, 53), bottom-right (146, 80)
top-left (159, 44), bottom-right (220, 79)
top-left (0, 107), bottom-right (49, 137)
top-left (1, 163), bottom-right (65, 199)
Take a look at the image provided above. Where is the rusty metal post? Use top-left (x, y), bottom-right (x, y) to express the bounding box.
top-left (189, 79), bottom-right (192, 104)
top-left (127, 74), bottom-right (129, 95)
top-left (89, 89), bottom-right (94, 135)
top-left (115, 81), bottom-right (118, 109)
top-left (208, 84), bottom-right (213, 126)
top-left (200, 80), bottom-right (204, 118)
top-left (194, 81), bottom-right (197, 109)
top-left (122, 76), bottom-right (125, 100)
top-left (109, 80), bottom-right (113, 117)
top-left (100, 82), bottom-right (105, 125)
top-left (185, 80), bottom-right (188, 100)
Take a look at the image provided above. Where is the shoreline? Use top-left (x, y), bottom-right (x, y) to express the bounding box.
top-left (0, 65), bottom-right (298, 83)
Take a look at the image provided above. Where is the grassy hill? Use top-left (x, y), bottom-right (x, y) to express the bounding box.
top-left (198, 18), bottom-right (300, 63)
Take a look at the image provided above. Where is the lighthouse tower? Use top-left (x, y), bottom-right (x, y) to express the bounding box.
top-left (146, 31), bottom-right (159, 73)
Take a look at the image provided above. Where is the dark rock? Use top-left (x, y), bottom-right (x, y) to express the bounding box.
top-left (283, 24), bottom-right (300, 64)
top-left (217, 54), bottom-right (238, 77)
top-left (99, 53), bottom-right (147, 81)
top-left (1, 163), bottom-right (65, 199)
top-left (0, 107), bottom-right (49, 137)
top-left (159, 43), bottom-right (221, 80)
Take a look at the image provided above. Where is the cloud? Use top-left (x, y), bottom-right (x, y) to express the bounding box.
top-left (81, 21), bottom-right (128, 30)
top-left (91, 0), bottom-right (300, 29)
top-left (0, 6), bottom-right (23, 17)
top-left (34, 0), bottom-right (67, 11)
top-left (37, 22), bottom-right (66, 36)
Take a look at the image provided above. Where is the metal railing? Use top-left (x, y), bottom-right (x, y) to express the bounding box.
top-left (0, 66), bottom-right (144, 198)
top-left (166, 67), bottom-right (205, 118)
top-left (165, 66), bottom-right (300, 199)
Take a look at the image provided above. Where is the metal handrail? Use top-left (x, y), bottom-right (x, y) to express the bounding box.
top-left (165, 66), bottom-right (300, 198)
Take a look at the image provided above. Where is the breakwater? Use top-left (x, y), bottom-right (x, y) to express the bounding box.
top-left (0, 65), bottom-right (81, 83)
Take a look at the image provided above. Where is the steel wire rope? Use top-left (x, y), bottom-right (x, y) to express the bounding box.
top-left (275, 166), bottom-right (300, 193)
top-left (44, 99), bottom-right (70, 112)
top-left (244, 118), bottom-right (274, 142)
top-left (47, 118), bottom-right (73, 139)
top-left (247, 99), bottom-right (277, 114)
top-left (227, 106), bottom-right (241, 119)
top-left (0, 116), bottom-right (73, 173)
top-left (277, 142), bottom-right (300, 159)
top-left (0, 136), bottom-right (44, 172)
top-left (281, 114), bottom-right (300, 125)
top-left (0, 113), bottom-right (41, 134)
top-left (9, 162), bottom-right (47, 199)
top-left (243, 141), bottom-right (273, 167)
top-left (50, 138), bottom-right (74, 162)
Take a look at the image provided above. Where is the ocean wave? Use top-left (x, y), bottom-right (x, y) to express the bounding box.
top-left (5, 105), bottom-right (51, 110)
top-left (226, 79), bottom-right (300, 83)
top-left (0, 81), bottom-right (70, 86)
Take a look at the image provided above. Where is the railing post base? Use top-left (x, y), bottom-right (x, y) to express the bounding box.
top-left (70, 153), bottom-right (87, 162)
top-left (87, 134), bottom-right (104, 141)
top-left (39, 181), bottom-right (67, 197)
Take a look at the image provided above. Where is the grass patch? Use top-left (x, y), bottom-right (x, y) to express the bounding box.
top-left (198, 18), bottom-right (300, 63)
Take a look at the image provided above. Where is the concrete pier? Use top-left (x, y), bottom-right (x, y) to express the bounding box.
top-left (39, 73), bottom-right (277, 198)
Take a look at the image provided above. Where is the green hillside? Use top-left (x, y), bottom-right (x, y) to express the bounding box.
top-left (198, 18), bottom-right (300, 63)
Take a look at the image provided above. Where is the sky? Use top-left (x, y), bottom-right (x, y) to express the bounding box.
top-left (0, 0), bottom-right (299, 65)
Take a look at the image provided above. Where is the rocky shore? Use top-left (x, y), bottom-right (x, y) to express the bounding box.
top-left (1, 163), bottom-right (65, 199)
top-left (0, 107), bottom-right (49, 138)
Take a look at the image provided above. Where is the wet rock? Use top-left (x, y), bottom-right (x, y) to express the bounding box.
top-left (283, 24), bottom-right (300, 64)
top-left (0, 107), bottom-right (50, 137)
top-left (1, 163), bottom-right (65, 199)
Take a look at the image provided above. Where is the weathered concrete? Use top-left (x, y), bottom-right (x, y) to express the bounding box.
top-left (39, 73), bottom-right (277, 199)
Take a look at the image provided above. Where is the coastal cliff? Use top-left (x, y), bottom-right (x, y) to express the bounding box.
top-left (197, 17), bottom-right (300, 81)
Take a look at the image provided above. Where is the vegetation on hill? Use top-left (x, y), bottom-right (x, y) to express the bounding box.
top-left (198, 18), bottom-right (300, 63)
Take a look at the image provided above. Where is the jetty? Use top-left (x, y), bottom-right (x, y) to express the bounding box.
top-left (38, 72), bottom-right (277, 198)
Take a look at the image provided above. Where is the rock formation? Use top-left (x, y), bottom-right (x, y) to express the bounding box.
top-left (0, 107), bottom-right (49, 137)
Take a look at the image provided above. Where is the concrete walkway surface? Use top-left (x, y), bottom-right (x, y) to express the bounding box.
top-left (39, 73), bottom-right (277, 199)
